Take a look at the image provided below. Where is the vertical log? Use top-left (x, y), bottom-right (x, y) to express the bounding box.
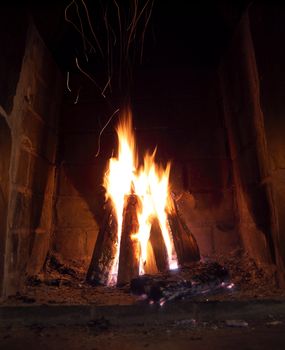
top-left (117, 194), bottom-right (140, 285)
top-left (149, 218), bottom-right (169, 272)
top-left (168, 196), bottom-right (200, 265)
top-left (86, 200), bottom-right (118, 285)
top-left (144, 240), bottom-right (158, 275)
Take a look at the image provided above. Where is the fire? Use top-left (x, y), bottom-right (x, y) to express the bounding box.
top-left (104, 108), bottom-right (178, 285)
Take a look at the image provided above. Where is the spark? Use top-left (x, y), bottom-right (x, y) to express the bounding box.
top-left (74, 0), bottom-right (87, 57)
top-left (134, 0), bottom-right (153, 30)
top-left (64, 0), bottom-right (97, 54)
top-left (140, 0), bottom-right (154, 63)
top-left (80, 0), bottom-right (104, 57)
top-left (109, 22), bottom-right (117, 46)
top-left (113, 0), bottom-right (122, 81)
top-left (102, 76), bottom-right (112, 97)
top-left (95, 109), bottom-right (120, 158)
top-left (126, 0), bottom-right (139, 55)
top-left (74, 87), bottom-right (82, 104)
top-left (227, 283), bottom-right (235, 289)
top-left (127, 0), bottom-right (152, 55)
top-left (75, 57), bottom-right (102, 94)
top-left (66, 71), bottom-right (72, 92)
top-left (104, 9), bottom-right (112, 95)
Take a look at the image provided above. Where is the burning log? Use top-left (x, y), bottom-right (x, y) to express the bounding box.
top-left (117, 194), bottom-right (141, 286)
top-left (143, 241), bottom-right (158, 275)
top-left (149, 218), bottom-right (169, 273)
top-left (167, 196), bottom-right (200, 265)
top-left (86, 200), bottom-right (118, 285)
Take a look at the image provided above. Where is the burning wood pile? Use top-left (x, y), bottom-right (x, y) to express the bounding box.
top-left (86, 108), bottom-right (200, 286)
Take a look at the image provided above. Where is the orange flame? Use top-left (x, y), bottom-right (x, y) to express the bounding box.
top-left (104, 108), bottom-right (177, 285)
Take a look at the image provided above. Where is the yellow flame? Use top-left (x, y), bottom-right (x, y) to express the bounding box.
top-left (104, 108), bottom-right (177, 284)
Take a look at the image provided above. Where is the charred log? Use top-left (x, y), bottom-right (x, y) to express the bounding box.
top-left (86, 200), bottom-right (118, 285)
top-left (117, 194), bottom-right (141, 286)
top-left (167, 196), bottom-right (200, 265)
top-left (130, 262), bottom-right (230, 304)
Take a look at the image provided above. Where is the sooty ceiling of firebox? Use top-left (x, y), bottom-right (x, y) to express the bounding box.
top-left (22, 0), bottom-right (249, 74)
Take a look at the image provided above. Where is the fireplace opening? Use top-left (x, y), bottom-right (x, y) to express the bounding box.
top-left (1, 1), bottom-right (285, 306)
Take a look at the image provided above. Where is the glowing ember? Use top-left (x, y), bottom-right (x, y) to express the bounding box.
top-left (104, 108), bottom-right (178, 285)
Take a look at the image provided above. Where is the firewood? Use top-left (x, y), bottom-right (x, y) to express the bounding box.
top-left (117, 194), bottom-right (141, 285)
top-left (149, 217), bottom-right (169, 272)
top-left (130, 262), bottom-right (229, 303)
top-left (167, 196), bottom-right (200, 265)
top-left (144, 240), bottom-right (159, 275)
top-left (86, 200), bottom-right (118, 285)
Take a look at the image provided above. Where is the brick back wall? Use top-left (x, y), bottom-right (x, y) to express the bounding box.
top-left (53, 96), bottom-right (107, 265)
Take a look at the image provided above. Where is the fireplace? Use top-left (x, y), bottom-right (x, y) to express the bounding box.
top-left (0, 1), bottom-right (285, 305)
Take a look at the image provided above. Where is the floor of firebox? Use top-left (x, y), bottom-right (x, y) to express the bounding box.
top-left (1, 316), bottom-right (285, 350)
top-left (2, 251), bottom-right (285, 306)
